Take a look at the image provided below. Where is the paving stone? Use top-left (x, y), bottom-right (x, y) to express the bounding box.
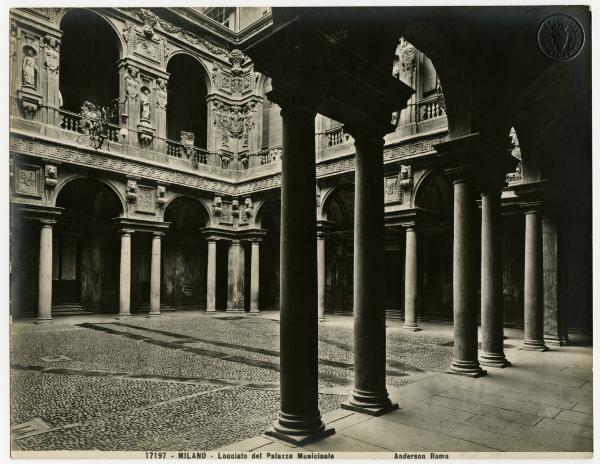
top-left (403, 401), bottom-right (476, 424)
top-left (217, 436), bottom-right (273, 452)
top-left (304, 433), bottom-right (390, 452)
top-left (342, 413), bottom-right (493, 452)
top-left (554, 410), bottom-right (593, 427)
top-left (465, 413), bottom-right (592, 452)
top-left (572, 401), bottom-right (593, 414)
top-left (535, 417), bottom-right (593, 440)
top-left (426, 395), bottom-right (544, 426)
top-left (441, 387), bottom-right (562, 418)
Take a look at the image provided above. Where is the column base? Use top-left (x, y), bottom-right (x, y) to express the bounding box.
top-left (402, 324), bottom-right (422, 332)
top-left (341, 400), bottom-right (399, 417)
top-left (447, 360), bottom-right (487, 378)
top-left (544, 335), bottom-right (570, 346)
top-left (480, 352), bottom-right (511, 368)
top-left (519, 340), bottom-right (549, 352)
top-left (318, 316), bottom-right (326, 322)
top-left (226, 309), bottom-right (246, 314)
top-left (342, 388), bottom-right (398, 416)
top-left (205, 308), bottom-right (216, 313)
top-left (249, 308), bottom-right (260, 314)
top-left (35, 317), bottom-right (53, 324)
top-left (116, 313), bottom-right (132, 320)
top-left (264, 426), bottom-right (335, 447)
top-left (147, 312), bottom-right (161, 317)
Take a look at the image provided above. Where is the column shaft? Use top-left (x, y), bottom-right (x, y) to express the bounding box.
top-left (149, 233), bottom-right (162, 316)
top-left (522, 208), bottom-right (548, 350)
top-left (543, 216), bottom-right (568, 345)
top-left (480, 189), bottom-right (510, 367)
top-left (344, 134), bottom-right (396, 414)
top-left (206, 240), bottom-right (216, 312)
top-left (449, 179), bottom-right (486, 376)
top-left (403, 226), bottom-right (420, 331)
top-left (227, 241), bottom-right (245, 312)
top-left (37, 222), bottom-right (53, 322)
top-left (250, 241), bottom-right (260, 313)
top-left (119, 231), bottom-right (132, 318)
top-left (275, 104), bottom-right (325, 437)
top-left (317, 237), bottom-right (326, 321)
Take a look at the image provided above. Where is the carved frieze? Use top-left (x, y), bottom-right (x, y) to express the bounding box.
top-left (126, 179), bottom-right (138, 202)
top-left (156, 185), bottom-right (167, 208)
top-left (213, 101), bottom-right (256, 149)
top-left (136, 185), bottom-right (156, 213)
top-left (13, 163), bottom-right (41, 197)
top-left (42, 36), bottom-right (60, 75)
top-left (44, 164), bottom-right (57, 188)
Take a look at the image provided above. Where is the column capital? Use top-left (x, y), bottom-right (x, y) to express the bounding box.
top-left (112, 217), bottom-right (170, 234)
top-left (119, 228), bottom-right (135, 236)
top-left (316, 220), bottom-right (335, 238)
top-left (40, 219), bottom-right (57, 227)
top-left (152, 231), bottom-right (165, 237)
top-left (435, 133), bottom-right (518, 188)
top-left (513, 180), bottom-right (548, 212)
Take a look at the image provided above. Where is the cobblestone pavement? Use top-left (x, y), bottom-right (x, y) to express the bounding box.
top-left (10, 311), bottom-right (458, 451)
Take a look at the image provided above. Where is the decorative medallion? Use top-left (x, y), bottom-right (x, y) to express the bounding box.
top-left (537, 14), bottom-right (584, 61)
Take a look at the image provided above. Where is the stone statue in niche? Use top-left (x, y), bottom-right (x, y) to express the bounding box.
top-left (43, 36), bottom-right (60, 74)
top-left (21, 47), bottom-right (37, 89)
top-left (140, 87), bottom-right (151, 122)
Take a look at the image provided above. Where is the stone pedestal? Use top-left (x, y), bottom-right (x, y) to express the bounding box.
top-left (403, 225), bottom-right (421, 331)
top-left (36, 221), bottom-right (54, 323)
top-left (480, 188), bottom-right (510, 367)
top-left (206, 240), bottom-right (217, 312)
top-left (149, 232), bottom-right (162, 317)
top-left (250, 240), bottom-right (260, 313)
top-left (227, 240), bottom-right (245, 313)
top-left (342, 133), bottom-right (397, 416)
top-left (118, 230), bottom-right (133, 319)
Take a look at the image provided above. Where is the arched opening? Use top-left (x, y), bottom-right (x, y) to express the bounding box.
top-left (260, 77), bottom-right (282, 149)
top-left (258, 198), bottom-right (280, 310)
top-left (54, 178), bottom-right (122, 314)
top-left (414, 171), bottom-right (453, 321)
top-left (59, 9), bottom-right (120, 113)
top-left (322, 185), bottom-right (355, 315)
top-left (166, 54), bottom-right (208, 148)
top-left (160, 197), bottom-right (209, 311)
top-left (392, 36), bottom-right (447, 136)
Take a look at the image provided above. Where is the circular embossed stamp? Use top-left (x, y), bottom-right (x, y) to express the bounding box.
top-left (538, 14), bottom-right (585, 61)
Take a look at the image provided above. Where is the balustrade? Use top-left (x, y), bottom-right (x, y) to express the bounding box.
top-left (418, 96), bottom-right (445, 121)
top-left (325, 126), bottom-right (352, 147)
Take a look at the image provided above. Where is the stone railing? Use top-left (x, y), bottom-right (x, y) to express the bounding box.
top-left (165, 139), bottom-right (210, 165)
top-left (59, 109), bottom-right (120, 142)
top-left (325, 126), bottom-right (352, 147)
top-left (418, 95), bottom-right (445, 121)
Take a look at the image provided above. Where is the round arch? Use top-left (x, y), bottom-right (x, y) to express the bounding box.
top-left (165, 50), bottom-right (213, 94)
top-left (321, 184), bottom-right (355, 229)
top-left (58, 9), bottom-right (125, 54)
top-left (413, 169), bottom-right (452, 221)
top-left (254, 195), bottom-right (281, 228)
top-left (54, 175), bottom-right (125, 216)
top-left (163, 194), bottom-right (211, 229)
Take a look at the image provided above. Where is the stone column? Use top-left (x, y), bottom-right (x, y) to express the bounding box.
top-left (227, 240), bottom-right (245, 312)
top-left (480, 186), bottom-right (510, 367)
top-left (250, 240), bottom-right (260, 313)
top-left (448, 172), bottom-right (486, 377)
top-left (36, 220), bottom-right (55, 323)
top-left (543, 216), bottom-right (568, 345)
top-left (267, 101), bottom-right (331, 442)
top-left (403, 225), bottom-right (420, 331)
top-left (317, 235), bottom-right (326, 321)
top-left (206, 239), bottom-right (217, 312)
top-left (149, 232), bottom-right (162, 316)
top-left (521, 203), bottom-right (548, 351)
top-left (342, 132), bottom-right (397, 415)
top-left (118, 229), bottom-right (133, 318)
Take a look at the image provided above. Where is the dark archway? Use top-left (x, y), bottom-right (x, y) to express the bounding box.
top-left (166, 54), bottom-right (208, 148)
top-left (414, 171), bottom-right (453, 321)
top-left (54, 178), bottom-right (123, 313)
top-left (60, 9), bottom-right (121, 112)
top-left (162, 196), bottom-right (209, 311)
top-left (322, 185), bottom-right (355, 315)
top-left (258, 198), bottom-right (280, 310)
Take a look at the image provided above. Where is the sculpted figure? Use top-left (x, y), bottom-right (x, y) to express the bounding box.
top-left (22, 48), bottom-right (37, 88)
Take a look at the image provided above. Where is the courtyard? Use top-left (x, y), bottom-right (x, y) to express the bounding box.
top-left (10, 311), bottom-right (593, 454)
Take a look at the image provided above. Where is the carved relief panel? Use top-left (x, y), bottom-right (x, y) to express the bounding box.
top-left (11, 162), bottom-right (42, 198)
